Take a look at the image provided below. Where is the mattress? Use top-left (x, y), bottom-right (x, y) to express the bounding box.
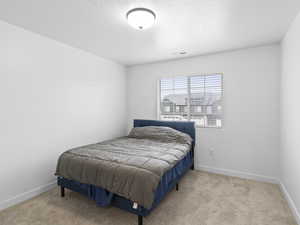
top-left (57, 149), bottom-right (193, 216)
top-left (55, 126), bottom-right (192, 208)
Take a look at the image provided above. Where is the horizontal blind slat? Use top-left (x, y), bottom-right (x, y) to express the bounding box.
top-left (160, 73), bottom-right (222, 127)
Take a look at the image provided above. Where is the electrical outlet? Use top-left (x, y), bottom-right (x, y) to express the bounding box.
top-left (209, 148), bottom-right (214, 156)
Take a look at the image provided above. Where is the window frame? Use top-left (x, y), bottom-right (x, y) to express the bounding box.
top-left (157, 73), bottom-right (224, 128)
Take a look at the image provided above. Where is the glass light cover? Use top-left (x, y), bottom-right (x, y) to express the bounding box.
top-left (127, 8), bottom-right (156, 30)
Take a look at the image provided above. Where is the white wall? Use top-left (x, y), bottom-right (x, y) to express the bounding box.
top-left (127, 45), bottom-right (280, 181)
top-left (280, 11), bottom-right (300, 221)
top-left (0, 20), bottom-right (127, 209)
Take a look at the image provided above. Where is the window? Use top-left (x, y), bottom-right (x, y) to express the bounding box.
top-left (164, 106), bottom-right (170, 112)
top-left (159, 74), bottom-right (223, 128)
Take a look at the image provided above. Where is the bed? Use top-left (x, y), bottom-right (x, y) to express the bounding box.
top-left (55, 119), bottom-right (195, 225)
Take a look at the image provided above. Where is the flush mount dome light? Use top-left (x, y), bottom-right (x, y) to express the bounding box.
top-left (127, 8), bottom-right (156, 30)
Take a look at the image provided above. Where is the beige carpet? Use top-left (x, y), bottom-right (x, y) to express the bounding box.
top-left (0, 171), bottom-right (297, 225)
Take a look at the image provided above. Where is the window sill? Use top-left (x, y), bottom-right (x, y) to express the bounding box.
top-left (195, 126), bottom-right (223, 129)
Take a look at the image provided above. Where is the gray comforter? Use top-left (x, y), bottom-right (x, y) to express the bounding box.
top-left (55, 126), bottom-right (192, 209)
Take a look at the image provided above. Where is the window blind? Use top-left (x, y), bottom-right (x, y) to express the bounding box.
top-left (159, 74), bottom-right (223, 128)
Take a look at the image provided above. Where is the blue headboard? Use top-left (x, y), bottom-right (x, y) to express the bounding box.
top-left (133, 119), bottom-right (195, 146)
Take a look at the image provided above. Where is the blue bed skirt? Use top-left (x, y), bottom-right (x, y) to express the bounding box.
top-left (57, 150), bottom-right (193, 217)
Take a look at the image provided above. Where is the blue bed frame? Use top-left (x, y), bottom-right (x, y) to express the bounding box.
top-left (57, 119), bottom-right (195, 225)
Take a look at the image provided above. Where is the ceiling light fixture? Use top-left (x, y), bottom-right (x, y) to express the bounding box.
top-left (126, 8), bottom-right (156, 30)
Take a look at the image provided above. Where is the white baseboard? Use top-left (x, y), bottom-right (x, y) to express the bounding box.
top-left (0, 180), bottom-right (57, 211)
top-left (197, 165), bottom-right (279, 184)
top-left (279, 182), bottom-right (300, 225)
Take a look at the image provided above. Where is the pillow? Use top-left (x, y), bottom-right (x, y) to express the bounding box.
top-left (128, 126), bottom-right (192, 145)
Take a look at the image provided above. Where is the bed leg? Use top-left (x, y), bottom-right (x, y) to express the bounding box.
top-left (191, 164), bottom-right (194, 170)
top-left (60, 186), bottom-right (65, 197)
top-left (138, 215), bottom-right (143, 225)
top-left (176, 183), bottom-right (179, 191)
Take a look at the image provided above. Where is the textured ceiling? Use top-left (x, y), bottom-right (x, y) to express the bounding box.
top-left (0, 0), bottom-right (299, 65)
